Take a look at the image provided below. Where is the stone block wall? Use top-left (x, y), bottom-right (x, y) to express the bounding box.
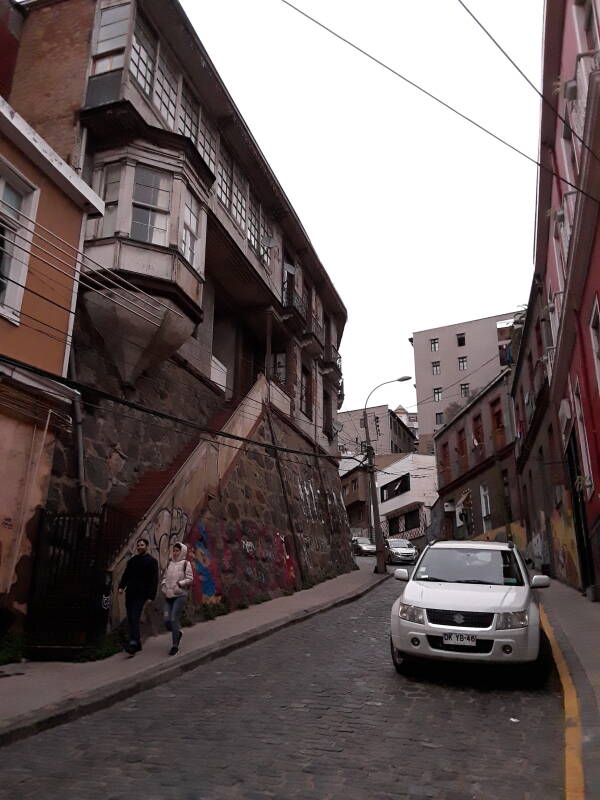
top-left (47, 310), bottom-right (224, 514)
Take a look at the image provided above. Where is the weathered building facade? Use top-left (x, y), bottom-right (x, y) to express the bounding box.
top-left (434, 370), bottom-right (523, 550)
top-left (511, 0), bottom-right (600, 595)
top-left (338, 404), bottom-right (415, 456)
top-left (0, 96), bottom-right (104, 629)
top-left (4, 0), bottom-right (353, 646)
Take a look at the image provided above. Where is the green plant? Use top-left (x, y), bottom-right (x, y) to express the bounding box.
top-left (0, 633), bottom-right (24, 666)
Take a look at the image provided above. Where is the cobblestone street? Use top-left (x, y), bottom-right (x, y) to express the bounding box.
top-left (0, 578), bottom-right (563, 800)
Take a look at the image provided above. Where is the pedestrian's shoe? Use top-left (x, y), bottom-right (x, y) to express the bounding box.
top-left (134, 642), bottom-right (142, 652)
top-left (125, 643), bottom-right (136, 656)
top-left (168, 645), bottom-right (179, 656)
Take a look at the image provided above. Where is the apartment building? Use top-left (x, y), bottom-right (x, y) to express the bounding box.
top-left (511, 0), bottom-right (600, 597)
top-left (339, 453), bottom-right (401, 533)
top-left (377, 453), bottom-right (438, 550)
top-left (337, 404), bottom-right (415, 456)
top-left (434, 370), bottom-right (522, 548)
top-left (411, 312), bottom-right (515, 455)
top-left (395, 405), bottom-right (418, 440)
top-left (0, 97), bottom-right (104, 630)
top-left (5, 0), bottom-right (353, 647)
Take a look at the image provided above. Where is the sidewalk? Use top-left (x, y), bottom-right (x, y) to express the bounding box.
top-left (0, 560), bottom-right (388, 747)
top-left (541, 579), bottom-right (600, 798)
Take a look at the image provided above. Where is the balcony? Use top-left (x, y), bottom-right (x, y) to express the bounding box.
top-left (323, 342), bottom-right (343, 377)
top-left (282, 280), bottom-right (308, 332)
top-left (302, 314), bottom-right (325, 357)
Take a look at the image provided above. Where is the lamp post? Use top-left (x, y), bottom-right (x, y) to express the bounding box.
top-left (363, 376), bottom-right (412, 574)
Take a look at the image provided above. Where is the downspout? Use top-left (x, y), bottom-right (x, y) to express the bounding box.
top-left (69, 349), bottom-right (88, 512)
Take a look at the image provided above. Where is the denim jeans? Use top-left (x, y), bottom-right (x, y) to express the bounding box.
top-left (164, 595), bottom-right (186, 645)
top-left (125, 593), bottom-right (146, 647)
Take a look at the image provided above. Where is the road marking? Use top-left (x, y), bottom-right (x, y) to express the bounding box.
top-left (540, 605), bottom-right (585, 800)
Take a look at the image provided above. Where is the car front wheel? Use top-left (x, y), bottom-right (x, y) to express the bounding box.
top-left (390, 637), bottom-right (413, 675)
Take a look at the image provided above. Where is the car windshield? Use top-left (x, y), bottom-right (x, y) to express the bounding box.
top-left (357, 538), bottom-right (372, 545)
top-left (413, 548), bottom-right (524, 586)
top-left (390, 540), bottom-right (411, 549)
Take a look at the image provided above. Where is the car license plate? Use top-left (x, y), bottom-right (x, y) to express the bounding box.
top-left (443, 632), bottom-right (476, 647)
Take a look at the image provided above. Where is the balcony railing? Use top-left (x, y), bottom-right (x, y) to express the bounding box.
top-left (306, 314), bottom-right (325, 345)
top-left (324, 342), bottom-right (343, 373)
top-left (283, 281), bottom-right (308, 320)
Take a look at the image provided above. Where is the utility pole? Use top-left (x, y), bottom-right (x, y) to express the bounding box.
top-left (362, 406), bottom-right (387, 575)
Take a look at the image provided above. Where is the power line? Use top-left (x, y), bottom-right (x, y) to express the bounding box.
top-left (280, 0), bottom-right (600, 205)
top-left (455, 0), bottom-right (600, 172)
top-left (0, 351), bottom-right (366, 466)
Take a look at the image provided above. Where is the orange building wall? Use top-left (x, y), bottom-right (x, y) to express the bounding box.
top-left (0, 135), bottom-right (83, 376)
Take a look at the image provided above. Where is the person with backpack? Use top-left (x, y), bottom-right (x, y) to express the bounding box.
top-left (161, 542), bottom-right (193, 655)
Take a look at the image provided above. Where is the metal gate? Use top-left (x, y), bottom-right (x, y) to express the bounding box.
top-left (26, 507), bottom-right (133, 654)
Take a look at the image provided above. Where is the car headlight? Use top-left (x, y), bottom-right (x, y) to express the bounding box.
top-left (398, 603), bottom-right (425, 624)
top-left (496, 610), bottom-right (529, 630)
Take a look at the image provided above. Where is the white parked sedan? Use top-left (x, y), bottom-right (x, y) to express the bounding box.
top-left (390, 540), bottom-right (550, 673)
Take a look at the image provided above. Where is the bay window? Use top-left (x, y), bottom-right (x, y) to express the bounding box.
top-left (182, 189), bottom-right (200, 267)
top-left (131, 166), bottom-right (171, 245)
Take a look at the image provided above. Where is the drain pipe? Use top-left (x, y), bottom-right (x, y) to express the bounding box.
top-left (69, 349), bottom-right (88, 513)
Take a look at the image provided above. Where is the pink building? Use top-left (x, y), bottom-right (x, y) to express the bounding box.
top-left (512, 0), bottom-right (600, 593)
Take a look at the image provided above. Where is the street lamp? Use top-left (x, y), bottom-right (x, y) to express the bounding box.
top-left (363, 376), bottom-right (412, 574)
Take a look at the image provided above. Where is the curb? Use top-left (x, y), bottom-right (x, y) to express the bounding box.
top-left (0, 571), bottom-right (390, 748)
top-left (540, 605), bottom-right (585, 800)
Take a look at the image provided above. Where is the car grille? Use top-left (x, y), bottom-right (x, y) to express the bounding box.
top-left (426, 609), bottom-right (494, 628)
top-left (427, 635), bottom-right (494, 654)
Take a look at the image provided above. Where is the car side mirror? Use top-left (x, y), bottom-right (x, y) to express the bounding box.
top-left (394, 568), bottom-right (409, 581)
top-left (531, 575), bottom-right (550, 588)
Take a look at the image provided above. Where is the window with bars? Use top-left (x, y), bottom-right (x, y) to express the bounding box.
top-left (198, 116), bottom-right (216, 173)
top-left (182, 189), bottom-right (200, 267)
top-left (131, 165), bottom-right (171, 245)
top-left (154, 51), bottom-right (178, 128)
top-left (458, 356), bottom-right (467, 371)
top-left (432, 361), bottom-right (440, 375)
top-left (433, 387), bottom-right (442, 402)
top-left (260, 214), bottom-right (272, 269)
top-left (216, 149), bottom-right (233, 209)
top-left (232, 169), bottom-right (247, 229)
top-left (178, 82), bottom-right (199, 141)
top-left (130, 14), bottom-right (156, 97)
top-left (248, 194), bottom-right (260, 253)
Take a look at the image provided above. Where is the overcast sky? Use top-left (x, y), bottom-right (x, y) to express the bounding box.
top-left (181, 0), bottom-right (544, 416)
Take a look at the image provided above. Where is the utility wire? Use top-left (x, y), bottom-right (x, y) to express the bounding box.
top-left (456, 0), bottom-right (600, 171)
top-left (280, 0), bottom-right (600, 205)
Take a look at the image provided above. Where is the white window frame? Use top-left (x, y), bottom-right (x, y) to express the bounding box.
top-left (590, 295), bottom-right (600, 394)
top-left (130, 164), bottom-right (172, 246)
top-left (573, 377), bottom-right (595, 500)
top-left (0, 157), bottom-right (39, 325)
top-left (181, 187), bottom-right (201, 270)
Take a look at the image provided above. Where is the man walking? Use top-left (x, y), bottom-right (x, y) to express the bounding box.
top-left (118, 537), bottom-right (158, 655)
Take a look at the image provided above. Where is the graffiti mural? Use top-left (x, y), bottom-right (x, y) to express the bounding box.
top-left (188, 522), bottom-right (221, 605)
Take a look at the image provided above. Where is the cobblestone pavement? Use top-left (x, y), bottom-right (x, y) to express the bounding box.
top-left (0, 579), bottom-right (563, 800)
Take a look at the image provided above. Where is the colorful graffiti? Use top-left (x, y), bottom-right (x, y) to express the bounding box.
top-left (187, 522), bottom-right (221, 605)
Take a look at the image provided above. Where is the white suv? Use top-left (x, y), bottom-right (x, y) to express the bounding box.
top-left (390, 541), bottom-right (549, 673)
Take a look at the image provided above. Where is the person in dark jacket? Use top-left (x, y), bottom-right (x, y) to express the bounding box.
top-left (118, 537), bottom-right (158, 655)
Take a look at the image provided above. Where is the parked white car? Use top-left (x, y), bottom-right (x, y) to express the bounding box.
top-left (390, 541), bottom-right (550, 673)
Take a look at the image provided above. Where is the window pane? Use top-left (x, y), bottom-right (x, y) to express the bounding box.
top-left (247, 194), bottom-right (259, 252)
top-left (216, 150), bottom-right (233, 208)
top-left (102, 204), bottom-right (118, 237)
top-left (2, 184), bottom-right (23, 219)
top-left (104, 164), bottom-right (121, 202)
top-left (0, 224), bottom-right (15, 304)
top-left (131, 205), bottom-right (168, 244)
top-left (260, 213), bottom-right (272, 268)
top-left (182, 190), bottom-right (200, 263)
top-left (96, 5), bottom-right (130, 54)
top-left (154, 52), bottom-right (178, 129)
top-left (198, 116), bottom-right (216, 172)
top-left (232, 170), bottom-right (247, 228)
top-left (133, 166), bottom-right (171, 209)
top-left (93, 52), bottom-right (125, 73)
top-left (130, 14), bottom-right (156, 96)
top-left (178, 83), bottom-right (199, 141)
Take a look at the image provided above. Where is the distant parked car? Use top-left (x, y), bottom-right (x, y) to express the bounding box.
top-left (385, 538), bottom-right (418, 565)
top-left (353, 536), bottom-right (376, 556)
top-left (389, 540), bottom-right (550, 676)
